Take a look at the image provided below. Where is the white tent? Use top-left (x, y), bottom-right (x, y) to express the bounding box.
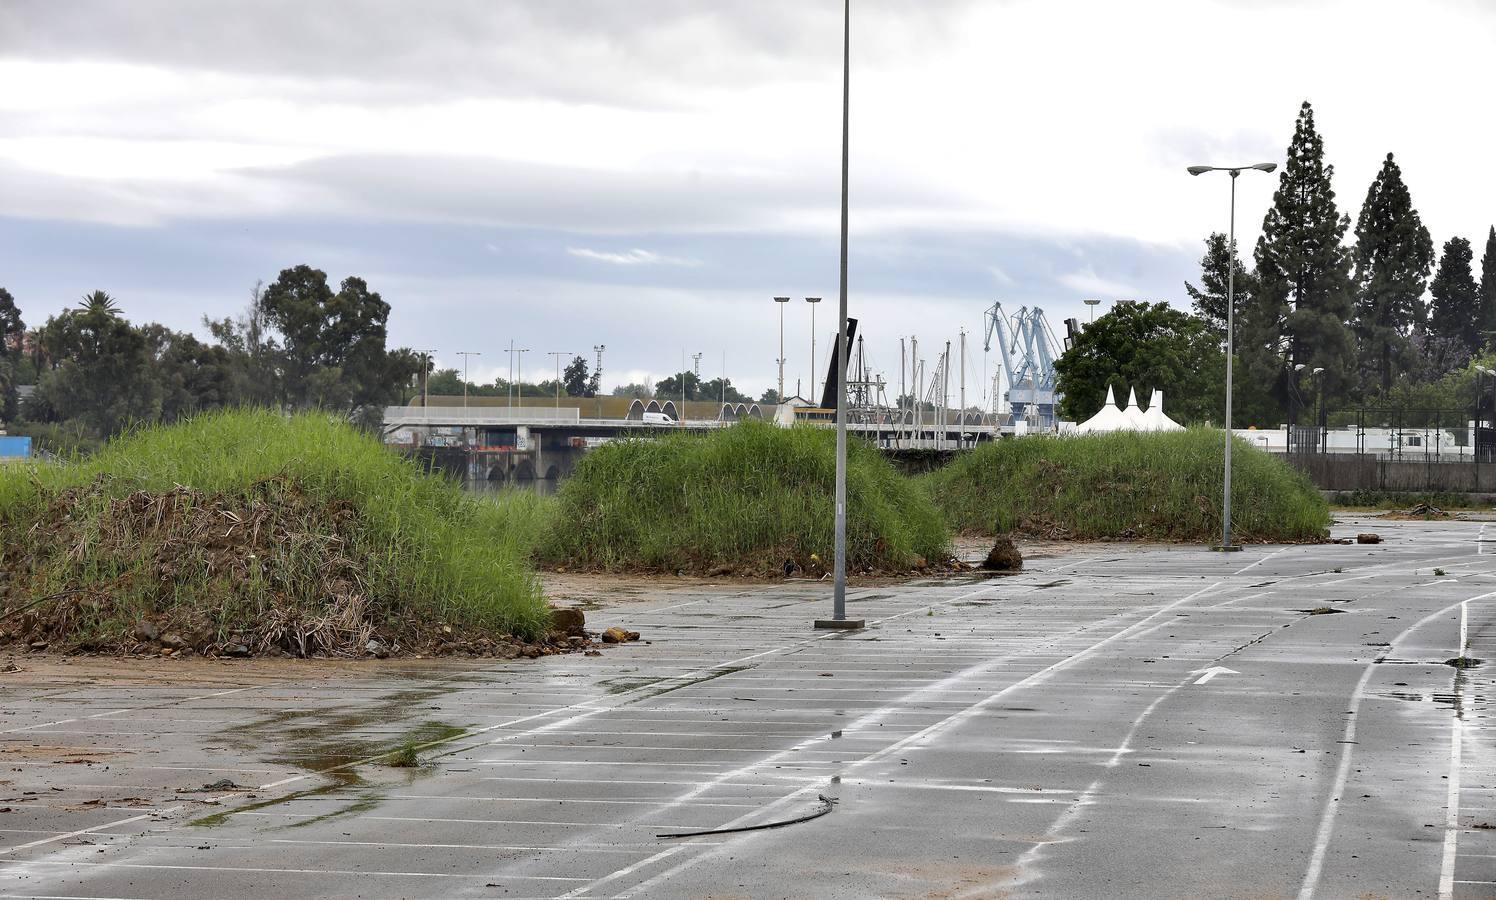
top-left (1121, 387), bottom-right (1147, 429)
top-left (1141, 390), bottom-right (1185, 432)
top-left (1076, 385), bottom-right (1129, 433)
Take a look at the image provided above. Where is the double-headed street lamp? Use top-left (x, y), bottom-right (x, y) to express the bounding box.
top-left (1188, 161), bottom-right (1277, 552)
top-left (773, 296), bottom-right (790, 402)
top-left (806, 297), bottom-right (822, 401)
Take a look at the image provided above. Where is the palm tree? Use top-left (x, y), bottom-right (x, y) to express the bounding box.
top-left (77, 291), bottom-right (122, 317)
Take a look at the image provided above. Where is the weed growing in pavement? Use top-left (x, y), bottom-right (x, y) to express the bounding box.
top-left (387, 740), bottom-right (421, 768)
top-left (920, 428), bottom-right (1330, 543)
top-left (0, 409), bottom-right (550, 654)
top-left (537, 420), bottom-right (951, 575)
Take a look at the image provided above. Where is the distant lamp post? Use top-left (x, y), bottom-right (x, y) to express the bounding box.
top-left (593, 344), bottom-right (606, 419)
top-left (774, 296), bottom-right (790, 402)
top-left (1083, 298), bottom-right (1101, 323)
top-left (548, 351), bottom-right (573, 409)
top-left (1188, 161), bottom-right (1277, 553)
top-left (455, 351), bottom-right (481, 409)
top-left (807, 297), bottom-right (822, 402)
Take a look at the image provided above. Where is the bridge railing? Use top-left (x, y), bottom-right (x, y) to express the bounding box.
top-left (385, 406), bottom-right (582, 425)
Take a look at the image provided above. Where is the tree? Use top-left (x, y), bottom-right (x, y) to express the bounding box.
top-left (1351, 153), bottom-right (1434, 395)
top-left (0, 287), bottom-right (22, 358)
top-left (257, 265), bottom-right (412, 414)
top-left (562, 355), bottom-right (592, 397)
top-left (1054, 301), bottom-right (1224, 425)
top-left (141, 324), bottom-right (242, 423)
top-left (654, 371), bottom-right (702, 401)
top-left (1183, 232), bottom-right (1255, 337)
top-left (1250, 101), bottom-right (1357, 413)
top-left (699, 377), bottom-right (749, 404)
top-left (203, 281), bottom-right (281, 408)
top-left (759, 388), bottom-right (781, 405)
top-left (1481, 226), bottom-right (1496, 346)
top-left (611, 382), bottom-right (653, 399)
top-left (77, 290), bottom-right (122, 318)
top-left (32, 303), bottom-right (161, 437)
top-left (1428, 237), bottom-right (1481, 373)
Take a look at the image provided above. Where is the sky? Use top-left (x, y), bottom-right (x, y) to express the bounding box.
top-left (2, 0), bottom-right (1493, 404)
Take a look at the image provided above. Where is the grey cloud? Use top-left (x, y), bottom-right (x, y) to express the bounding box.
top-left (0, 0), bottom-right (979, 107)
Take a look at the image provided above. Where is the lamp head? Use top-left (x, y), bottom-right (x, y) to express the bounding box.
top-left (1312, 367), bottom-right (1324, 375)
top-left (1251, 162), bottom-right (1278, 173)
top-left (1187, 165), bottom-right (1213, 176)
top-left (773, 296), bottom-right (790, 303)
top-left (1294, 363), bottom-right (1306, 371)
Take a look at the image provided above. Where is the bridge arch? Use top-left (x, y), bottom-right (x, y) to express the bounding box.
top-left (513, 458), bottom-right (537, 482)
top-left (626, 399), bottom-right (645, 420)
top-left (645, 400), bottom-right (662, 414)
top-left (660, 400), bottom-right (678, 420)
top-left (748, 404), bottom-right (763, 420)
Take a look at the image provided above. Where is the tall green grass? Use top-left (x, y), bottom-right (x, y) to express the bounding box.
top-left (538, 420), bottom-right (950, 574)
top-left (0, 409), bottom-right (550, 650)
top-left (921, 429), bottom-right (1330, 542)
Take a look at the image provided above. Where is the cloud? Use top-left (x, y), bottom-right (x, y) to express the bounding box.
top-left (566, 247), bottom-right (698, 267)
top-left (1056, 267), bottom-right (1141, 299)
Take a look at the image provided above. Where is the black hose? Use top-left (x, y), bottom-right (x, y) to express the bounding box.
top-left (656, 793), bottom-right (834, 839)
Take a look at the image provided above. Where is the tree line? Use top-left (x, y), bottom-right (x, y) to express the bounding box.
top-left (0, 265), bottom-right (423, 451)
top-left (1060, 101), bottom-right (1496, 426)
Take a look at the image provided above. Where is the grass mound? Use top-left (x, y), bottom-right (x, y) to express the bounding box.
top-left (0, 409), bottom-right (549, 656)
top-left (538, 420), bottom-right (951, 575)
top-left (922, 429), bottom-right (1329, 542)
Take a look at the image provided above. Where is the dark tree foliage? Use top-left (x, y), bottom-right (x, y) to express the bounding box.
top-left (1428, 237), bottom-right (1481, 373)
top-left (0, 287), bottom-right (22, 423)
top-left (1183, 232), bottom-right (1256, 337)
top-left (1054, 301), bottom-right (1225, 425)
top-left (0, 287), bottom-right (22, 358)
top-left (141, 324), bottom-right (242, 423)
top-left (611, 382), bottom-right (653, 400)
top-left (700, 377), bottom-right (750, 404)
top-left (654, 370), bottom-right (702, 402)
top-left (1250, 101), bottom-right (1357, 411)
top-left (1352, 153), bottom-right (1434, 395)
top-left (563, 355), bottom-right (592, 397)
top-left (258, 265), bottom-right (415, 414)
top-left (33, 303), bottom-right (162, 437)
top-left (1481, 226), bottom-right (1496, 346)
top-left (204, 281), bottom-right (281, 408)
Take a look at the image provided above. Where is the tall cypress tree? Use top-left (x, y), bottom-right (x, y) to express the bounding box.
top-left (1428, 236), bottom-right (1481, 372)
top-left (1184, 232), bottom-right (1256, 338)
top-left (1250, 101), bottom-right (1357, 411)
top-left (1351, 153), bottom-right (1433, 395)
top-left (1480, 226), bottom-right (1496, 346)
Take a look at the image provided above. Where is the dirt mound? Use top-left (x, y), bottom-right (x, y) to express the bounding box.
top-left (0, 477), bottom-right (581, 659)
top-left (1382, 502), bottom-right (1452, 520)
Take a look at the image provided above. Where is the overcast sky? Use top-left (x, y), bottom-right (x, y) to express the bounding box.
top-left (2, 0), bottom-right (1493, 401)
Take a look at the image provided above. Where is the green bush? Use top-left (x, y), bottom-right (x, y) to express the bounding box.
top-left (0, 409), bottom-right (549, 653)
top-left (921, 428), bottom-right (1329, 542)
top-left (538, 420), bottom-right (950, 574)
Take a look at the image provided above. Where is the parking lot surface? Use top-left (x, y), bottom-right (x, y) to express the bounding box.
top-left (2, 515), bottom-right (1494, 898)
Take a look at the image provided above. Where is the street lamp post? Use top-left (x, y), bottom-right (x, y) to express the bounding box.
top-left (1188, 161), bottom-right (1277, 552)
top-left (807, 297), bottom-right (822, 402)
top-left (549, 351), bottom-right (572, 409)
top-left (455, 351), bottom-right (480, 409)
top-left (774, 296), bottom-right (790, 402)
top-left (593, 345), bottom-right (605, 419)
top-left (419, 350), bottom-right (437, 407)
top-left (1084, 298), bottom-right (1100, 323)
top-left (816, 0), bottom-right (862, 630)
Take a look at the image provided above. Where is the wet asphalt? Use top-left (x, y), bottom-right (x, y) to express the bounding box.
top-left (1, 515), bottom-right (1494, 898)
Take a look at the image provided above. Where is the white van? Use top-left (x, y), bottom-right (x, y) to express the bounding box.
top-left (641, 412), bottom-right (675, 426)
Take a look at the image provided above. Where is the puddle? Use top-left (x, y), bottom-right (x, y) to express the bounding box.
top-left (1446, 657), bottom-right (1483, 669)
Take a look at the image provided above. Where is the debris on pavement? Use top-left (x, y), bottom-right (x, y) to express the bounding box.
top-left (982, 535), bottom-right (1024, 571)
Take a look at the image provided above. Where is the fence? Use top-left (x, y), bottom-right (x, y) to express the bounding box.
top-left (1263, 407), bottom-right (1496, 493)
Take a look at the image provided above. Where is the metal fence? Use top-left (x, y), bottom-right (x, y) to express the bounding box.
top-left (1266, 407), bottom-right (1496, 493)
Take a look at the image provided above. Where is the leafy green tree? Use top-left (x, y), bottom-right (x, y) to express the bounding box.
top-left (699, 377), bottom-right (750, 404)
top-left (1428, 236), bottom-right (1481, 372)
top-left (1250, 101), bottom-right (1357, 412)
top-left (1054, 301), bottom-right (1225, 425)
top-left (77, 290), bottom-right (122, 318)
top-left (1352, 153), bottom-right (1434, 395)
top-left (654, 371), bottom-right (702, 401)
top-left (759, 388), bottom-right (781, 405)
top-left (141, 324), bottom-right (242, 423)
top-left (203, 281), bottom-right (281, 408)
top-left (32, 303), bottom-right (162, 437)
top-left (1481, 226), bottom-right (1496, 346)
top-left (258, 265), bottom-right (413, 414)
top-left (1183, 232), bottom-right (1256, 337)
top-left (611, 382), bottom-right (653, 399)
top-left (562, 355), bottom-right (592, 397)
top-left (0, 287), bottom-right (22, 358)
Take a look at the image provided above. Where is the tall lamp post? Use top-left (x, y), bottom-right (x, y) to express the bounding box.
top-left (774, 296), bottom-right (790, 402)
top-left (1083, 298), bottom-right (1100, 323)
top-left (1188, 161), bottom-right (1277, 553)
top-left (816, 0), bottom-right (862, 630)
top-left (593, 345), bottom-right (605, 419)
top-left (807, 297), bottom-right (822, 402)
top-left (455, 351), bottom-right (480, 409)
top-left (548, 351), bottom-right (572, 409)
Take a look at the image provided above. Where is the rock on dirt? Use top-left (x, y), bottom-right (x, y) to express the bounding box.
top-left (983, 536), bottom-right (1024, 571)
top-left (133, 621), bottom-right (160, 643)
top-left (549, 607), bottom-right (586, 635)
top-left (601, 627), bottom-right (640, 644)
top-left (1357, 533), bottom-right (1382, 544)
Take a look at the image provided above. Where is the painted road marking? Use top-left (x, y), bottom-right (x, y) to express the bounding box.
top-left (1192, 666), bottom-right (1239, 684)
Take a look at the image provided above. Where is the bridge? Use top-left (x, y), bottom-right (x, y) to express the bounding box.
top-left (383, 398), bottom-right (1005, 489)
